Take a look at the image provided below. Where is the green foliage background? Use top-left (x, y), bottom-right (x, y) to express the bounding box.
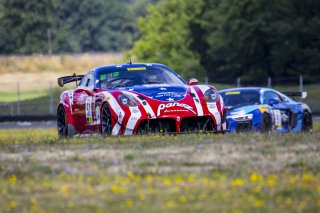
top-left (1, 0), bottom-right (320, 81)
top-left (0, 0), bottom-right (158, 54)
top-left (132, 0), bottom-right (320, 81)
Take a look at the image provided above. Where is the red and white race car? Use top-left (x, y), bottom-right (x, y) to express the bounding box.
top-left (57, 63), bottom-right (226, 137)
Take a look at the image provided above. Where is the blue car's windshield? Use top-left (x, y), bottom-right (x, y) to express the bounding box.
top-left (220, 90), bottom-right (260, 107)
top-left (97, 67), bottom-right (185, 89)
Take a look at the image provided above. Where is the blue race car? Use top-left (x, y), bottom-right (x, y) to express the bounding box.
top-left (219, 87), bottom-right (313, 133)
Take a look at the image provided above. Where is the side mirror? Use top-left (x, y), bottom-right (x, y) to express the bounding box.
top-left (187, 78), bottom-right (198, 85)
top-left (268, 98), bottom-right (280, 106)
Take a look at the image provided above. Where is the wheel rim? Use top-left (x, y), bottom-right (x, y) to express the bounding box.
top-left (101, 105), bottom-right (112, 135)
top-left (57, 106), bottom-right (66, 136)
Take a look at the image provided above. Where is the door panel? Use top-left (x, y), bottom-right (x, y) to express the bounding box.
top-left (72, 90), bottom-right (89, 132)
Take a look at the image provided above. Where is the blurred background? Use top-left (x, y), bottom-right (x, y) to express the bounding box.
top-left (0, 0), bottom-right (319, 119)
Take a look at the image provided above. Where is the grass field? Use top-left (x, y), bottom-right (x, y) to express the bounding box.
top-left (0, 123), bottom-right (319, 212)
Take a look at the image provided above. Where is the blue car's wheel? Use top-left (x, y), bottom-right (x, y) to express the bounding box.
top-left (302, 112), bottom-right (312, 132)
top-left (261, 113), bottom-right (272, 132)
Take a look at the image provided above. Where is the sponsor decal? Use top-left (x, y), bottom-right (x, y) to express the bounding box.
top-left (155, 91), bottom-right (184, 98)
top-left (100, 74), bottom-right (107, 80)
top-left (86, 97), bottom-right (93, 122)
top-left (96, 106), bottom-right (100, 124)
top-left (68, 91), bottom-right (73, 112)
top-left (207, 103), bottom-right (217, 109)
top-left (157, 102), bottom-right (195, 116)
top-left (109, 72), bottom-right (119, 78)
top-left (273, 109), bottom-right (282, 129)
top-left (132, 107), bottom-right (140, 114)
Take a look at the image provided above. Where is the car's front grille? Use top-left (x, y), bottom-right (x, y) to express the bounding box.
top-left (137, 118), bottom-right (176, 134)
top-left (180, 116), bottom-right (216, 132)
top-left (236, 121), bottom-right (252, 132)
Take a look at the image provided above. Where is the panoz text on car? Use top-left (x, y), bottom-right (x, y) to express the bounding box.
top-left (57, 63), bottom-right (226, 137)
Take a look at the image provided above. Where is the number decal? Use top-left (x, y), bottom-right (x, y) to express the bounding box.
top-left (86, 97), bottom-right (93, 122)
top-left (273, 109), bottom-right (282, 129)
top-left (96, 106), bottom-right (100, 125)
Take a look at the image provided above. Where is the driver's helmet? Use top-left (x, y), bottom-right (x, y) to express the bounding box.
top-left (143, 72), bottom-right (160, 83)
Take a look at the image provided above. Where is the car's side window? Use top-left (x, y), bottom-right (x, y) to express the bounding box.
top-left (79, 73), bottom-right (94, 90)
top-left (79, 75), bottom-right (88, 87)
top-left (86, 74), bottom-right (95, 90)
top-left (263, 91), bottom-right (282, 104)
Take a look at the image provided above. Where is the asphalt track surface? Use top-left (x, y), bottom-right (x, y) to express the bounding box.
top-left (0, 117), bottom-right (319, 130)
top-left (0, 121), bottom-right (56, 129)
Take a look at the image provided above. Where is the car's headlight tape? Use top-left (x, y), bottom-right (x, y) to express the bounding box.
top-left (118, 94), bottom-right (138, 107)
top-left (204, 89), bottom-right (219, 102)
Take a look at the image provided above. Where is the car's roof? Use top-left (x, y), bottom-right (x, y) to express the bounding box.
top-left (94, 63), bottom-right (169, 73)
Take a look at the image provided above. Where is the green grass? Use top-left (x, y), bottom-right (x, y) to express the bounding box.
top-left (0, 90), bottom-right (48, 102)
top-left (0, 123), bottom-right (319, 212)
top-left (0, 87), bottom-right (71, 115)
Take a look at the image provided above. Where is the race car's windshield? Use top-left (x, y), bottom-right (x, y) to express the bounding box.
top-left (220, 90), bottom-right (261, 107)
top-left (98, 67), bottom-right (185, 89)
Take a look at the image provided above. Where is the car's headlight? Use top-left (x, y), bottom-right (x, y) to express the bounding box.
top-left (118, 94), bottom-right (138, 107)
top-left (227, 114), bottom-right (253, 121)
top-left (204, 89), bottom-right (219, 102)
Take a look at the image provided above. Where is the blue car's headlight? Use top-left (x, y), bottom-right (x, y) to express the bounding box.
top-left (204, 89), bottom-right (219, 102)
top-left (227, 114), bottom-right (253, 121)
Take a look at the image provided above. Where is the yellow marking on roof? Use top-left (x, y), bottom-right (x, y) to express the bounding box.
top-left (127, 67), bottom-right (146, 71)
top-left (225, 91), bottom-right (240, 95)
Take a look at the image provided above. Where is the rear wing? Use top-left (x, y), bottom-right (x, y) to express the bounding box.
top-left (282, 91), bottom-right (307, 99)
top-left (57, 73), bottom-right (84, 87)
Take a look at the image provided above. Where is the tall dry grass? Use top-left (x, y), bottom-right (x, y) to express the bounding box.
top-left (0, 53), bottom-right (123, 91)
top-left (0, 53), bottom-right (123, 74)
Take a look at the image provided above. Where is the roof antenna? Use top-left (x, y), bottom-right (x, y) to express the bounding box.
top-left (128, 57), bottom-right (132, 65)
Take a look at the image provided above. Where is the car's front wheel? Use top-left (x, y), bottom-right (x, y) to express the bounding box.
top-left (101, 104), bottom-right (113, 136)
top-left (302, 112), bottom-right (312, 132)
top-left (260, 113), bottom-right (272, 133)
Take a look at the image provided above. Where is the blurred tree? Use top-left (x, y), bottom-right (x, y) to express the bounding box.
top-left (198, 0), bottom-right (320, 82)
top-left (0, 0), bottom-right (158, 54)
top-left (0, 0), bottom-right (54, 54)
top-left (130, 0), bottom-right (206, 79)
top-left (52, 0), bottom-right (134, 53)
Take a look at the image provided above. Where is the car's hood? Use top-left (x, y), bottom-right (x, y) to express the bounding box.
top-left (121, 84), bottom-right (188, 102)
top-left (226, 105), bottom-right (260, 115)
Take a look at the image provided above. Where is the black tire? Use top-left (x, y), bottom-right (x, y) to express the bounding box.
top-left (302, 112), bottom-right (313, 132)
top-left (261, 113), bottom-right (272, 133)
top-left (202, 117), bottom-right (215, 132)
top-left (101, 104), bottom-right (113, 136)
top-left (57, 105), bottom-right (67, 138)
